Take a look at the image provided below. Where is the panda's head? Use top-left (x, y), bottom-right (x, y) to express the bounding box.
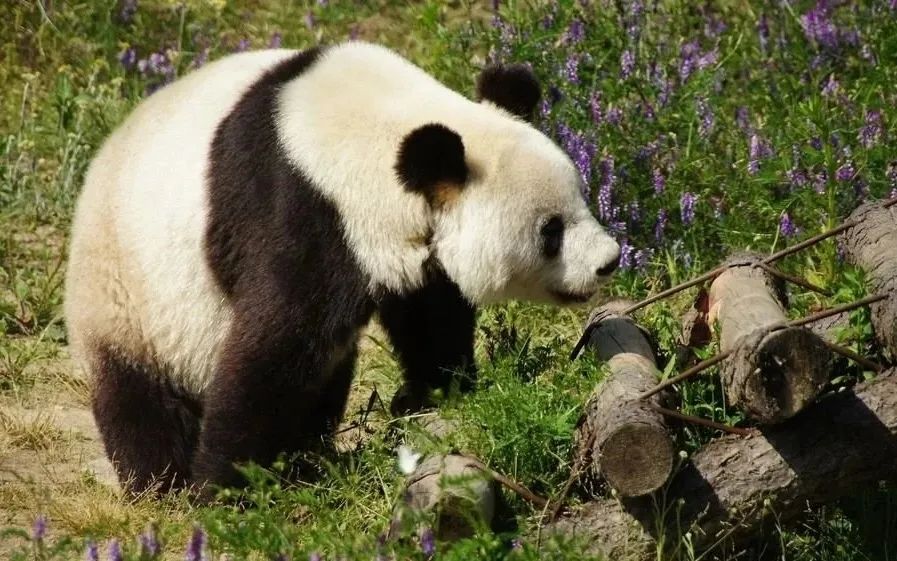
top-left (395, 65), bottom-right (621, 306)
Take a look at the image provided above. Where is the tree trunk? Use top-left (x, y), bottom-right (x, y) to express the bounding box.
top-left (574, 304), bottom-right (674, 497)
top-left (840, 201), bottom-right (897, 358)
top-left (709, 253), bottom-right (833, 423)
top-left (545, 370), bottom-right (897, 559)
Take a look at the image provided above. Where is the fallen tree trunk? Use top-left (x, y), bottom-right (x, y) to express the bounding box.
top-left (574, 303), bottom-right (674, 497)
top-left (545, 370), bottom-right (897, 559)
top-left (708, 253), bottom-right (833, 423)
top-left (840, 201), bottom-right (897, 358)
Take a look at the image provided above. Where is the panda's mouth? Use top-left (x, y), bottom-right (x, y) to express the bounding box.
top-left (550, 289), bottom-right (596, 304)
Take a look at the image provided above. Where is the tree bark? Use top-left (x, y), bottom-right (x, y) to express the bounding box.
top-left (545, 370), bottom-right (897, 559)
top-left (709, 253), bottom-right (833, 423)
top-left (840, 201), bottom-right (897, 358)
top-left (574, 304), bottom-right (674, 497)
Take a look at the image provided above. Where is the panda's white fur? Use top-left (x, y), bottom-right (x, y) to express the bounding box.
top-left (64, 42), bottom-right (620, 494)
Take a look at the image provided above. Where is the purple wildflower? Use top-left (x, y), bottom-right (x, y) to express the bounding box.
top-left (119, 47), bottom-right (137, 71)
top-left (654, 209), bottom-right (668, 242)
top-left (235, 38), bottom-right (250, 52)
top-left (836, 162), bottom-right (855, 182)
top-left (810, 137), bottom-right (823, 150)
top-left (696, 97), bottom-right (714, 138)
top-left (758, 14), bottom-right (770, 53)
top-left (590, 93), bottom-right (603, 125)
top-left (108, 539), bottom-right (122, 561)
top-left (652, 168), bottom-right (666, 194)
top-left (858, 110), bottom-right (883, 148)
top-left (620, 50), bottom-right (635, 79)
top-left (137, 51), bottom-right (174, 81)
top-left (420, 528), bottom-right (436, 559)
top-left (787, 168), bottom-right (809, 189)
top-left (318, 0), bottom-right (328, 5)
top-left (800, 2), bottom-right (839, 49)
top-left (629, 201), bottom-right (641, 225)
top-left (779, 213), bottom-right (799, 237)
top-left (658, 79), bottom-right (673, 107)
top-left (185, 527), bottom-right (207, 561)
top-left (308, 553), bottom-right (322, 561)
top-left (32, 515), bottom-right (47, 542)
top-left (139, 525), bottom-right (161, 557)
top-left (748, 134), bottom-right (772, 175)
top-left (679, 49), bottom-right (697, 82)
top-left (557, 125), bottom-right (596, 187)
top-left (619, 240), bottom-right (634, 270)
top-left (85, 541), bottom-right (99, 561)
top-left (562, 55), bottom-right (580, 84)
top-left (304, 10), bottom-right (315, 30)
top-left (606, 107), bottom-right (623, 126)
top-left (704, 16), bottom-right (727, 38)
top-left (697, 49), bottom-right (718, 70)
top-left (269, 32), bottom-right (283, 48)
top-left (642, 102), bottom-right (655, 121)
top-left (597, 158), bottom-right (616, 221)
top-left (735, 106), bottom-right (750, 133)
top-left (821, 74), bottom-right (839, 97)
top-left (566, 19), bottom-right (585, 44)
top-left (635, 248), bottom-right (652, 272)
top-left (680, 192), bottom-right (697, 226)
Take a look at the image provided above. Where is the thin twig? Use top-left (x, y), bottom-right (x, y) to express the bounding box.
top-left (647, 404), bottom-right (753, 437)
top-left (547, 431), bottom-right (597, 522)
top-left (639, 351), bottom-right (733, 400)
top-left (570, 197), bottom-right (897, 361)
top-left (788, 293), bottom-right (889, 328)
top-left (819, 339), bottom-right (884, 373)
top-left (466, 459), bottom-right (549, 508)
top-left (636, 294), bottom-right (889, 399)
top-left (756, 262), bottom-right (832, 296)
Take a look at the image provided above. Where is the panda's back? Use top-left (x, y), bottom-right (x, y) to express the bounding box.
top-left (65, 49), bottom-right (298, 394)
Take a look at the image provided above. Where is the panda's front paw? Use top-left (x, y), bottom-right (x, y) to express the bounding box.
top-left (389, 383), bottom-right (437, 416)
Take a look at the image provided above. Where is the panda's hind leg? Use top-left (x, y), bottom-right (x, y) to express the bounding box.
top-left (379, 274), bottom-right (477, 416)
top-left (90, 344), bottom-right (201, 495)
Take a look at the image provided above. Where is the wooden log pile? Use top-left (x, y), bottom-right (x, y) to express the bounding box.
top-left (390, 197), bottom-right (897, 559)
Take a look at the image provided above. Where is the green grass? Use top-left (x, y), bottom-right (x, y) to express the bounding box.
top-left (2, 0), bottom-right (897, 559)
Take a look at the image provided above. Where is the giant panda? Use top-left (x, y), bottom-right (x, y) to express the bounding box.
top-left (64, 41), bottom-right (621, 497)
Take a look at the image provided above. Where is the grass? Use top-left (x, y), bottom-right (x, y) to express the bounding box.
top-left (2, 0), bottom-right (897, 559)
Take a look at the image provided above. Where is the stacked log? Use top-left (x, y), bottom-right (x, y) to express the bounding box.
top-left (574, 303), bottom-right (674, 497)
top-left (708, 253), bottom-right (833, 423)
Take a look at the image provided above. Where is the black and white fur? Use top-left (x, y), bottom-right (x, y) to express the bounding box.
top-left (64, 42), bottom-right (620, 495)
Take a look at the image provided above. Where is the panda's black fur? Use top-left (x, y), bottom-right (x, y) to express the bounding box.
top-left (87, 45), bottom-right (542, 495)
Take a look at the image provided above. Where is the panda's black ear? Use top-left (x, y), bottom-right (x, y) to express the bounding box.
top-left (395, 124), bottom-right (468, 207)
top-left (476, 64), bottom-right (541, 121)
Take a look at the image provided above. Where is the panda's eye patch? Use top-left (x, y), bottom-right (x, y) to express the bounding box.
top-left (540, 215), bottom-right (564, 259)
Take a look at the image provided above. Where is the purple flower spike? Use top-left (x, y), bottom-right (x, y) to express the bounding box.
top-left (680, 192), bottom-right (697, 226)
top-left (758, 14), bottom-right (770, 52)
top-left (118, 0), bottom-right (138, 24)
top-left (420, 528), bottom-right (436, 559)
top-left (735, 106), bottom-right (750, 133)
top-left (859, 110), bottom-right (883, 148)
top-left (108, 539), bottom-right (122, 561)
top-left (32, 514), bottom-right (47, 542)
top-left (85, 541), bottom-right (99, 561)
top-left (801, 2), bottom-right (839, 49)
top-left (635, 248), bottom-right (652, 272)
top-left (652, 168), bottom-right (665, 194)
top-left (566, 19), bottom-right (585, 44)
top-left (589, 93), bottom-right (603, 125)
top-left (139, 525), bottom-right (161, 557)
top-left (836, 162), bottom-right (855, 182)
top-left (821, 74), bottom-right (839, 97)
top-left (562, 55), bottom-right (580, 84)
top-left (269, 32), bottom-right (283, 48)
top-left (185, 527), bottom-right (207, 561)
top-left (620, 50), bottom-right (635, 79)
top-left (606, 107), bottom-right (622, 126)
top-left (779, 213), bottom-right (799, 237)
top-left (619, 240), bottom-right (634, 270)
top-left (810, 137), bottom-right (823, 150)
top-left (119, 47), bottom-right (137, 71)
top-left (696, 97), bottom-right (714, 138)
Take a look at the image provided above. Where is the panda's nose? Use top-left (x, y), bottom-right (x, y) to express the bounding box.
top-left (596, 251), bottom-right (621, 276)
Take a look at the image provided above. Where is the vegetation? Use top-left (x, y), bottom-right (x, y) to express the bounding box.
top-left (2, 0), bottom-right (896, 559)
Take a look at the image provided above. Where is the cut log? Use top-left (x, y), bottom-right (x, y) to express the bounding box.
top-left (840, 201), bottom-right (897, 357)
top-left (574, 303), bottom-right (674, 497)
top-left (708, 253), bottom-right (833, 423)
top-left (546, 370), bottom-right (897, 559)
top-left (389, 453), bottom-right (497, 542)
